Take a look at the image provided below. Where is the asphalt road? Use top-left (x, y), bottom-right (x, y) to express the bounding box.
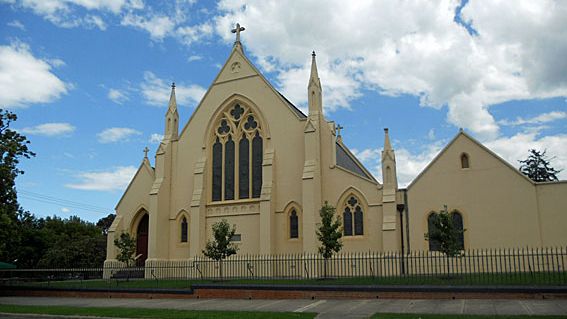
top-left (1, 296), bottom-right (567, 318)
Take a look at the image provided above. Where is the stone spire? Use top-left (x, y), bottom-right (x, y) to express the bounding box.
top-left (381, 128), bottom-right (397, 187)
top-left (164, 82), bottom-right (179, 141)
top-left (383, 128), bottom-right (392, 152)
top-left (309, 51), bottom-right (321, 89)
top-left (308, 51), bottom-right (322, 116)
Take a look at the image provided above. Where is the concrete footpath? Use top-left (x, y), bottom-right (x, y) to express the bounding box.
top-left (1, 296), bottom-right (567, 318)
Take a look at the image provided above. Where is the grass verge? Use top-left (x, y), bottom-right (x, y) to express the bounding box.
top-left (21, 271), bottom-right (567, 290)
top-left (372, 314), bottom-right (567, 319)
top-left (0, 304), bottom-right (315, 319)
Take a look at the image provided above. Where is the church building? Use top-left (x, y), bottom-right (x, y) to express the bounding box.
top-left (105, 26), bottom-right (567, 268)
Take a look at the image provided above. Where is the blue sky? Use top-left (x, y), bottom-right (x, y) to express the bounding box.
top-left (1, 0), bottom-right (566, 223)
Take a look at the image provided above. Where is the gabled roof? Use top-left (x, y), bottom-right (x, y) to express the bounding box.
top-left (336, 140), bottom-right (378, 183)
top-left (179, 44), bottom-right (307, 138)
top-left (114, 157), bottom-right (154, 210)
top-left (406, 130), bottom-right (535, 190)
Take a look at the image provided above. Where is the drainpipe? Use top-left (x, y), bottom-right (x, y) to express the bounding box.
top-left (396, 201), bottom-right (406, 275)
top-left (404, 189), bottom-right (410, 252)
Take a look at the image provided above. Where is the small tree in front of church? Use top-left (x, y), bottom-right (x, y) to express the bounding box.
top-left (519, 149), bottom-right (562, 182)
top-left (114, 232), bottom-right (136, 267)
top-left (202, 219), bottom-right (238, 280)
top-left (425, 205), bottom-right (465, 257)
top-left (316, 201), bottom-right (343, 278)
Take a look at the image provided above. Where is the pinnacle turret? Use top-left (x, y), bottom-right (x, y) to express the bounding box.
top-left (308, 51), bottom-right (323, 116)
top-left (164, 82), bottom-right (179, 141)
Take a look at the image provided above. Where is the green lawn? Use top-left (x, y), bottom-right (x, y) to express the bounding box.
top-left (19, 271), bottom-right (567, 290)
top-left (372, 315), bottom-right (567, 319)
top-left (0, 305), bottom-right (315, 319)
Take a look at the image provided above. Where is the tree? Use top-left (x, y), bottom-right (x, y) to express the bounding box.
top-left (316, 201), bottom-right (343, 278)
top-left (0, 109), bottom-right (35, 262)
top-left (96, 213), bottom-right (116, 236)
top-left (202, 219), bottom-right (238, 279)
top-left (425, 205), bottom-right (465, 258)
top-left (114, 232), bottom-right (136, 267)
top-left (519, 149), bottom-right (562, 182)
top-left (37, 215), bottom-right (107, 268)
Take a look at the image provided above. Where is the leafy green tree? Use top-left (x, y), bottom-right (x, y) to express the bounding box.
top-left (202, 219), bottom-right (238, 279)
top-left (0, 109), bottom-right (35, 263)
top-left (519, 149), bottom-right (562, 182)
top-left (96, 213), bottom-right (116, 236)
top-left (114, 232), bottom-right (136, 267)
top-left (425, 205), bottom-right (465, 258)
top-left (316, 201), bottom-right (343, 278)
top-left (37, 215), bottom-right (106, 268)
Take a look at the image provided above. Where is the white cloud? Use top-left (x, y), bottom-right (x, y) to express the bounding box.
top-left (20, 122), bottom-right (76, 136)
top-left (121, 13), bottom-right (175, 40)
top-left (213, 1), bottom-right (567, 138)
top-left (66, 166), bottom-right (138, 191)
top-left (149, 133), bottom-right (163, 143)
top-left (84, 14), bottom-right (106, 30)
top-left (187, 55), bottom-right (202, 62)
top-left (353, 141), bottom-right (445, 187)
top-left (7, 20), bottom-right (25, 30)
top-left (12, 0), bottom-right (142, 29)
top-left (107, 88), bottom-right (129, 104)
top-left (61, 207), bottom-right (70, 213)
top-left (485, 131), bottom-right (567, 180)
top-left (97, 127), bottom-right (141, 143)
top-left (140, 71), bottom-right (206, 107)
top-left (0, 42), bottom-right (68, 108)
top-left (176, 22), bottom-right (213, 45)
top-left (499, 111), bottom-right (567, 126)
top-left (427, 129), bottom-right (436, 140)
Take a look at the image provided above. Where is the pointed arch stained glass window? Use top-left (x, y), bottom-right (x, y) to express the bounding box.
top-left (211, 104), bottom-right (263, 202)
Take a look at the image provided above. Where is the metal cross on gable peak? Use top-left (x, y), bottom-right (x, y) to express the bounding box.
top-left (336, 124), bottom-right (344, 137)
top-left (231, 23), bottom-right (245, 42)
top-left (143, 146), bottom-right (150, 158)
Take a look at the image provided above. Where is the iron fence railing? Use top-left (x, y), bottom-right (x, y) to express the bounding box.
top-left (1, 247), bottom-right (565, 288)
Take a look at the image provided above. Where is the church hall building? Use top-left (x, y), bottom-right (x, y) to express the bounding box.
top-left (105, 27), bottom-right (567, 269)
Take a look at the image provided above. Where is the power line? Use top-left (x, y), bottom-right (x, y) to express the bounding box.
top-left (18, 190), bottom-right (113, 214)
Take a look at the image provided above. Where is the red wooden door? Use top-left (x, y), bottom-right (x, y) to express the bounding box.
top-left (136, 214), bottom-right (149, 267)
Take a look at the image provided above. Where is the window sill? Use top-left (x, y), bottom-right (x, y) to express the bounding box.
top-left (207, 198), bottom-right (261, 206)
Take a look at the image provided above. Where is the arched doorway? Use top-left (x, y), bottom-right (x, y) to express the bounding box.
top-left (136, 214), bottom-right (149, 267)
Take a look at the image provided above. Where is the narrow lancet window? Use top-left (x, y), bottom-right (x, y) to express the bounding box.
top-left (451, 211), bottom-right (465, 250)
top-left (290, 209), bottom-right (299, 239)
top-left (239, 137), bottom-right (250, 199)
top-left (212, 137), bottom-right (222, 201)
top-left (224, 135), bottom-right (235, 200)
top-left (252, 131), bottom-right (263, 198)
top-left (180, 217), bottom-right (188, 243)
top-left (461, 153), bottom-right (470, 169)
top-left (343, 207), bottom-right (353, 236)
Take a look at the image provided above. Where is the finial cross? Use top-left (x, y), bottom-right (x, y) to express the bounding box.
top-left (143, 146), bottom-right (149, 158)
top-left (231, 23), bottom-right (245, 42)
top-left (336, 124), bottom-right (344, 137)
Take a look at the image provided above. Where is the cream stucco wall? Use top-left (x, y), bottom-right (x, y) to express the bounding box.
top-left (406, 132), bottom-right (567, 251)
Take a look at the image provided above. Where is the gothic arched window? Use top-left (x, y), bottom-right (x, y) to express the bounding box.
top-left (461, 153), bottom-right (470, 169)
top-left (211, 103), bottom-right (263, 202)
top-left (290, 209), bottom-right (299, 239)
top-left (343, 195), bottom-right (363, 236)
top-left (180, 217), bottom-right (188, 243)
top-left (451, 211), bottom-right (465, 250)
top-left (427, 213), bottom-right (441, 251)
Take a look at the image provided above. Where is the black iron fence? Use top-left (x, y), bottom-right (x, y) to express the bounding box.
top-left (1, 247), bottom-right (565, 289)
